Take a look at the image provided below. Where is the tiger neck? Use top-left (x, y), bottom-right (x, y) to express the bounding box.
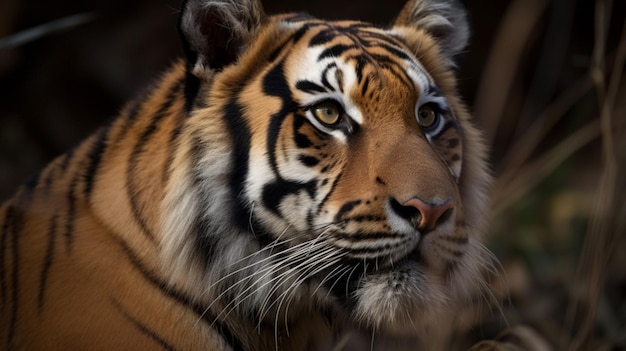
top-left (86, 62), bottom-right (189, 263)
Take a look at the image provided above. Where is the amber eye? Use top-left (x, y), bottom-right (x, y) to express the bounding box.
top-left (313, 101), bottom-right (341, 125)
top-left (416, 104), bottom-right (439, 128)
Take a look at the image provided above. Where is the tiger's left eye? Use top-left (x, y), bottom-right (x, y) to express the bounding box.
top-left (417, 104), bottom-right (438, 128)
top-left (313, 101), bottom-right (341, 125)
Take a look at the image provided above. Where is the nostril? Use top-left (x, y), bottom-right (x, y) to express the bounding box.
top-left (390, 197), bottom-right (454, 232)
top-left (389, 198), bottom-right (421, 222)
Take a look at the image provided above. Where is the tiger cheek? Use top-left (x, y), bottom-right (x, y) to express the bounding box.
top-left (431, 125), bottom-right (463, 179)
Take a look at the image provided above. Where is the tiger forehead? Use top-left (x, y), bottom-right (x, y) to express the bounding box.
top-left (279, 18), bottom-right (415, 64)
top-left (275, 17), bottom-right (434, 105)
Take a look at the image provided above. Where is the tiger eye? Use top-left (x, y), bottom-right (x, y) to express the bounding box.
top-left (417, 105), bottom-right (438, 128)
top-left (313, 101), bottom-right (341, 125)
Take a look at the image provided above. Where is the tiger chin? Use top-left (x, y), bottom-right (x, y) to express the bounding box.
top-left (1, 0), bottom-right (493, 350)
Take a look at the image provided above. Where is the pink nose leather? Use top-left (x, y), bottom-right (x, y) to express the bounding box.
top-left (403, 197), bottom-right (454, 231)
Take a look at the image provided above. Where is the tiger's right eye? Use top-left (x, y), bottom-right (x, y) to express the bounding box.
top-left (313, 101), bottom-right (341, 125)
top-left (416, 104), bottom-right (438, 128)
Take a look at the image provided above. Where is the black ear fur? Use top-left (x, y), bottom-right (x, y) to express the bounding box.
top-left (178, 0), bottom-right (266, 110)
top-left (179, 0), bottom-right (266, 76)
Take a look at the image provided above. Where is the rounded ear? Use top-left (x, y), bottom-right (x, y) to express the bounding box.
top-left (179, 0), bottom-right (266, 77)
top-left (393, 0), bottom-right (470, 60)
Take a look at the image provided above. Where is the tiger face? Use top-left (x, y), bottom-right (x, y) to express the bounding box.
top-left (165, 0), bottom-right (491, 339)
top-left (242, 20), bottom-right (470, 330)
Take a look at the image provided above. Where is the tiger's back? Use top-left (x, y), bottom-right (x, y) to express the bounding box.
top-left (1, 0), bottom-right (500, 350)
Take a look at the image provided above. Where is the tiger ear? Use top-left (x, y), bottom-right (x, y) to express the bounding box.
top-left (179, 0), bottom-right (266, 77)
top-left (393, 0), bottom-right (469, 60)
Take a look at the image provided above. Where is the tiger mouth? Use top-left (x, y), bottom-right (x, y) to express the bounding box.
top-left (327, 231), bottom-right (423, 269)
top-left (332, 237), bottom-right (423, 276)
top-left (369, 243), bottom-right (422, 274)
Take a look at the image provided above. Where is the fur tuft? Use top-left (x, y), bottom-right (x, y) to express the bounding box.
top-left (394, 0), bottom-right (470, 61)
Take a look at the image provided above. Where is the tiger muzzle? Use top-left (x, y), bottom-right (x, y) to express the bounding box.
top-left (389, 197), bottom-right (454, 234)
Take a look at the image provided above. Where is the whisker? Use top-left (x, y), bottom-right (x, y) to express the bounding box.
top-left (201, 240), bottom-right (329, 326)
top-left (199, 226), bottom-right (298, 296)
top-left (200, 236), bottom-right (316, 298)
top-left (256, 246), bottom-right (339, 324)
top-left (217, 243), bottom-right (335, 326)
top-left (273, 256), bottom-right (346, 338)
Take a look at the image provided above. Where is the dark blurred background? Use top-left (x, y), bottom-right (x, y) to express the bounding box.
top-left (1, 0), bottom-right (625, 349)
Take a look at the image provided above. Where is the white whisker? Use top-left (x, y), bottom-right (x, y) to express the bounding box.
top-left (215, 242), bottom-right (335, 327)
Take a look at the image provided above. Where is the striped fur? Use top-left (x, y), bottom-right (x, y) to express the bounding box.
top-left (1, 0), bottom-right (496, 350)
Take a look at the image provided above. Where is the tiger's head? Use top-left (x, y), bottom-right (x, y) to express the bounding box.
top-left (163, 0), bottom-right (491, 335)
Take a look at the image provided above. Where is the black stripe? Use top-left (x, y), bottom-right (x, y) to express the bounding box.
top-left (293, 115), bottom-right (313, 148)
top-left (127, 92), bottom-right (147, 123)
top-left (334, 200), bottom-right (361, 221)
top-left (0, 205), bottom-right (11, 306)
top-left (38, 213), bottom-right (59, 315)
top-left (309, 28), bottom-right (336, 46)
top-left (24, 170), bottom-right (41, 196)
top-left (320, 63), bottom-right (338, 92)
top-left (222, 99), bottom-right (252, 232)
top-left (426, 85), bottom-right (442, 98)
top-left (425, 120), bottom-right (458, 139)
top-left (375, 60), bottom-right (413, 90)
top-left (60, 148), bottom-right (76, 173)
top-left (113, 299), bottom-right (178, 351)
top-left (268, 24), bottom-right (311, 62)
top-left (183, 71), bottom-right (200, 112)
top-left (447, 138), bottom-right (459, 148)
top-left (263, 60), bottom-right (298, 176)
top-left (343, 243), bottom-right (407, 255)
top-left (377, 43), bottom-right (412, 61)
top-left (343, 214), bottom-right (386, 223)
top-left (126, 78), bottom-right (183, 242)
top-left (361, 75), bottom-right (371, 97)
top-left (332, 231), bottom-right (406, 242)
top-left (318, 44), bottom-right (356, 61)
top-left (191, 215), bottom-right (220, 270)
top-left (298, 155), bottom-right (319, 167)
top-left (6, 205), bottom-right (24, 350)
top-left (263, 60), bottom-right (322, 218)
top-left (42, 164), bottom-right (58, 193)
top-left (84, 125), bottom-right (112, 199)
top-left (440, 235), bottom-right (468, 244)
top-left (359, 30), bottom-right (407, 48)
top-left (316, 172), bottom-right (342, 215)
top-left (186, 134), bottom-right (223, 268)
top-left (162, 117), bottom-right (185, 186)
top-left (353, 55), bottom-right (369, 84)
top-left (65, 174), bottom-right (79, 253)
top-left (111, 97), bottom-right (145, 146)
top-left (295, 80), bottom-right (327, 94)
top-left (116, 239), bottom-right (245, 351)
top-left (261, 179), bottom-right (316, 216)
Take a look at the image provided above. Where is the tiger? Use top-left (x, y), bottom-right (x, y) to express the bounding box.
top-left (0, 0), bottom-right (500, 349)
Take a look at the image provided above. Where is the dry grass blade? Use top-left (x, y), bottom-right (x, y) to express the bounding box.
top-left (0, 12), bottom-right (94, 50)
top-left (473, 0), bottom-right (548, 145)
top-left (496, 77), bottom-right (594, 183)
top-left (491, 119), bottom-right (601, 216)
top-left (564, 0), bottom-right (626, 348)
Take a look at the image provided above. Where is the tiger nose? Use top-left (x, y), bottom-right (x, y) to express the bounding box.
top-left (391, 197), bottom-right (454, 232)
